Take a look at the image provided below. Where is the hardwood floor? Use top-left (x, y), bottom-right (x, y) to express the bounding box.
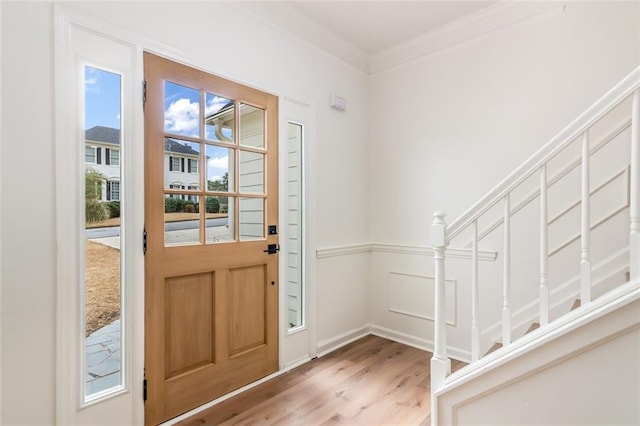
top-left (177, 335), bottom-right (466, 426)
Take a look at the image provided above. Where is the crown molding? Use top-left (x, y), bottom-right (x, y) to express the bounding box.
top-left (231, 1), bottom-right (370, 74)
top-left (369, 1), bottom-right (566, 74)
top-left (231, 1), bottom-right (566, 75)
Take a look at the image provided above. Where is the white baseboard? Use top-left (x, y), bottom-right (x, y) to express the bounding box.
top-left (314, 323), bottom-right (475, 363)
top-left (282, 355), bottom-right (312, 371)
top-left (369, 324), bottom-right (471, 363)
top-left (315, 324), bottom-right (371, 357)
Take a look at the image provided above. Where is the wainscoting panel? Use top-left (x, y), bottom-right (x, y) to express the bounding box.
top-left (387, 272), bottom-right (457, 326)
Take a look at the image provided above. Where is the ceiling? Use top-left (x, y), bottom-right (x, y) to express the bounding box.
top-left (281, 1), bottom-right (496, 55)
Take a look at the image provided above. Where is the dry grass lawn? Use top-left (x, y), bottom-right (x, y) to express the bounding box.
top-left (85, 241), bottom-right (121, 336)
top-left (85, 212), bottom-right (228, 335)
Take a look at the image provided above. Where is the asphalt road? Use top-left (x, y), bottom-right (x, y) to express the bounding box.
top-left (85, 217), bottom-right (228, 239)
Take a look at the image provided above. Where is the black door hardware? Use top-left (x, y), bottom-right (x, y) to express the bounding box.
top-left (264, 244), bottom-right (280, 254)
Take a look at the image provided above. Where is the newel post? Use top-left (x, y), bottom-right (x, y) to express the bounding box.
top-left (430, 212), bottom-right (450, 393)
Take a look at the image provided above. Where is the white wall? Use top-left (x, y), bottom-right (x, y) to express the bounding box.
top-left (0, 2), bottom-right (369, 423)
top-left (1, 3), bottom-right (57, 423)
top-left (368, 1), bottom-right (640, 358)
top-left (457, 328), bottom-right (640, 425)
top-left (438, 295), bottom-right (640, 425)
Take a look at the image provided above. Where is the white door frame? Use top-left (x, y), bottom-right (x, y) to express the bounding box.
top-left (54, 6), bottom-right (144, 424)
top-left (278, 96), bottom-right (319, 370)
top-left (55, 5), bottom-right (319, 424)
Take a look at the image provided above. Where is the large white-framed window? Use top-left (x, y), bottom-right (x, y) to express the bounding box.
top-left (83, 66), bottom-right (123, 401)
top-left (55, 6), bottom-right (143, 425)
top-left (286, 121), bottom-right (304, 331)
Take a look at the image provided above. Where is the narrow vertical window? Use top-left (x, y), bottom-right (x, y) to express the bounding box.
top-left (287, 122), bottom-right (304, 329)
top-left (84, 66), bottom-right (123, 398)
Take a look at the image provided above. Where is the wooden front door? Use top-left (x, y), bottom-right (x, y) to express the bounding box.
top-left (144, 53), bottom-right (279, 425)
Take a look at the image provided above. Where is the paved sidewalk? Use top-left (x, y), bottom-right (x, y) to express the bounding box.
top-left (85, 319), bottom-right (121, 395)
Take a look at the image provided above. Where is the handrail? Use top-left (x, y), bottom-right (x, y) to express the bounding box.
top-left (462, 118), bottom-right (631, 247)
top-left (430, 66), bottom-right (640, 413)
top-left (447, 66), bottom-right (640, 241)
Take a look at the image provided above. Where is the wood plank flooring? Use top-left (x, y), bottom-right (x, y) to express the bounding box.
top-left (177, 335), bottom-right (466, 426)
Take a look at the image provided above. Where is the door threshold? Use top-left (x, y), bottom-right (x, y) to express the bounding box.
top-left (160, 369), bottom-right (287, 426)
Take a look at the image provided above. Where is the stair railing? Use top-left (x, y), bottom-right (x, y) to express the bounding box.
top-left (430, 65), bottom-right (640, 393)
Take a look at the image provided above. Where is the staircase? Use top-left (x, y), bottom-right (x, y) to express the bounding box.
top-left (428, 66), bottom-right (640, 425)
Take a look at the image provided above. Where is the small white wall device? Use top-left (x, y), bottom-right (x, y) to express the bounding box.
top-left (330, 93), bottom-right (347, 111)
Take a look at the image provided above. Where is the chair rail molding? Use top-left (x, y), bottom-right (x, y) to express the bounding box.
top-left (316, 242), bottom-right (497, 261)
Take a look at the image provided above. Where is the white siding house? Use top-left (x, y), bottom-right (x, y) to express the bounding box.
top-left (163, 138), bottom-right (200, 199)
top-left (85, 126), bottom-right (201, 202)
top-left (85, 126), bottom-right (121, 201)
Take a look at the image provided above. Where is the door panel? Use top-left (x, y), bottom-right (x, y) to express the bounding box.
top-left (164, 272), bottom-right (214, 378)
top-left (229, 265), bottom-right (267, 356)
top-left (144, 52), bottom-right (278, 425)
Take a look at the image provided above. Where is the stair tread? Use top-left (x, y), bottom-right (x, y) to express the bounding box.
top-left (525, 322), bottom-right (540, 334)
top-left (485, 342), bottom-right (502, 356)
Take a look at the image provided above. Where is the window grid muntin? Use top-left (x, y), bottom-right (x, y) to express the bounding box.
top-left (163, 80), bottom-right (267, 245)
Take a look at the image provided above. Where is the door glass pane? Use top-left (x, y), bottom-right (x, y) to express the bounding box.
top-left (239, 150), bottom-right (264, 194)
top-left (206, 196), bottom-right (234, 243)
top-left (164, 138), bottom-right (201, 190)
top-left (287, 123), bottom-right (303, 329)
top-left (239, 104), bottom-right (264, 148)
top-left (164, 81), bottom-right (200, 138)
top-left (84, 66), bottom-right (123, 397)
top-left (205, 93), bottom-right (234, 142)
top-left (206, 145), bottom-right (234, 192)
top-left (165, 194), bottom-right (201, 246)
top-left (239, 197), bottom-right (264, 241)
top-left (164, 138), bottom-right (201, 191)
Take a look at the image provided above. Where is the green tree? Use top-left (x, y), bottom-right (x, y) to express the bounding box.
top-left (85, 168), bottom-right (109, 223)
top-left (207, 172), bottom-right (229, 192)
top-left (85, 168), bottom-right (104, 200)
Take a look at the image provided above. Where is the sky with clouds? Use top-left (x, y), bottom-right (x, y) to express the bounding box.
top-left (163, 82), bottom-right (232, 182)
top-left (85, 69), bottom-right (230, 183)
top-left (85, 66), bottom-right (121, 130)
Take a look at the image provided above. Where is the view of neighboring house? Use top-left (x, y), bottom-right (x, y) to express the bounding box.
top-left (85, 126), bottom-right (121, 201)
top-left (85, 125), bottom-right (201, 202)
top-left (164, 138), bottom-right (200, 200)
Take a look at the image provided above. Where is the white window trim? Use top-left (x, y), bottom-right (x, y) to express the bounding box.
top-left (190, 158), bottom-right (198, 174)
top-left (85, 146), bottom-right (97, 164)
top-left (171, 156), bottom-right (181, 172)
top-left (108, 180), bottom-right (121, 201)
top-left (54, 6), bottom-right (143, 424)
top-left (110, 149), bottom-right (120, 166)
top-left (278, 97), bottom-right (318, 370)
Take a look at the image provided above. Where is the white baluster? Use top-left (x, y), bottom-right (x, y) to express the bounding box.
top-left (540, 165), bottom-right (549, 325)
top-left (471, 220), bottom-right (480, 362)
top-left (581, 131), bottom-right (592, 303)
top-left (503, 195), bottom-right (511, 345)
top-left (631, 89), bottom-right (640, 279)
top-left (430, 212), bottom-right (450, 392)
